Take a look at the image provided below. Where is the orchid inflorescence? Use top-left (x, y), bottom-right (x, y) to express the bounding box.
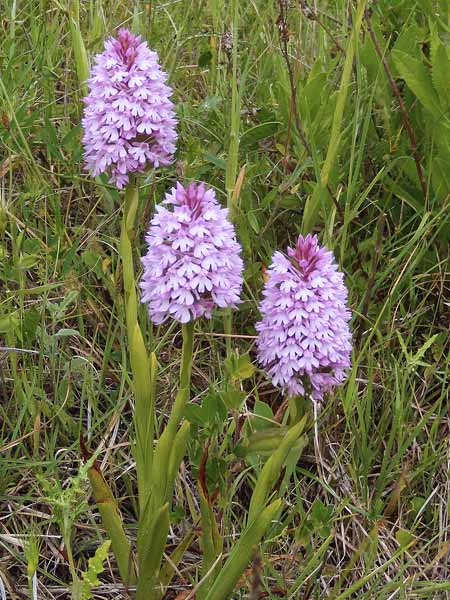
top-left (255, 234), bottom-right (352, 401)
top-left (82, 28), bottom-right (177, 188)
top-left (140, 182), bottom-right (244, 324)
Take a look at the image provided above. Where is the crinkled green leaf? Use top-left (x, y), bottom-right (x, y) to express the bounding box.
top-left (80, 540), bottom-right (111, 600)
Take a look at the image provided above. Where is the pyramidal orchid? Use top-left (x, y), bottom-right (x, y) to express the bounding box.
top-left (82, 28), bottom-right (177, 188)
top-left (256, 234), bottom-right (352, 401)
top-left (140, 182), bottom-right (244, 324)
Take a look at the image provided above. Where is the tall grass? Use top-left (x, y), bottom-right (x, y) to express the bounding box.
top-left (0, 0), bottom-right (449, 598)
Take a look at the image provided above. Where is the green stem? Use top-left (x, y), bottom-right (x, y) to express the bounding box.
top-left (166, 321), bottom-right (194, 437)
top-left (288, 396), bottom-right (301, 425)
top-left (179, 321), bottom-right (194, 390)
top-left (120, 175), bottom-right (139, 341)
top-left (223, 310), bottom-right (232, 358)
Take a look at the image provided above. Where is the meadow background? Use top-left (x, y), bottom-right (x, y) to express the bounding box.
top-left (1, 0), bottom-right (450, 598)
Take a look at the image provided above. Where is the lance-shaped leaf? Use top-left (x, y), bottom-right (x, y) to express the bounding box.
top-left (235, 426), bottom-right (291, 458)
top-left (248, 415), bottom-right (307, 523)
top-left (160, 526), bottom-right (197, 589)
top-left (166, 421), bottom-right (191, 502)
top-left (197, 485), bottom-right (223, 600)
top-left (140, 418), bottom-right (191, 579)
top-left (136, 503), bottom-right (170, 600)
top-left (204, 499), bottom-right (282, 600)
top-left (152, 386), bottom-right (190, 507)
top-left (152, 323), bottom-right (194, 507)
top-left (130, 322), bottom-right (157, 511)
top-left (81, 444), bottom-right (136, 586)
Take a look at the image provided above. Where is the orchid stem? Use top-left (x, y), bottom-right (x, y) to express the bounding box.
top-left (288, 396), bottom-right (303, 425)
top-left (180, 321), bottom-right (194, 390)
top-left (120, 175), bottom-right (139, 341)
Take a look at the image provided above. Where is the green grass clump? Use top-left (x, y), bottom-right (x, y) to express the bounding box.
top-left (1, 1), bottom-right (449, 598)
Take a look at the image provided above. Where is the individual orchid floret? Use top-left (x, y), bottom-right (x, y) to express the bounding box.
top-left (82, 28), bottom-right (177, 188)
top-left (256, 234), bottom-right (352, 401)
top-left (140, 182), bottom-right (244, 324)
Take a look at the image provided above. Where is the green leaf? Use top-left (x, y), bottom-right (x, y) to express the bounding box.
top-left (395, 528), bottom-right (416, 549)
top-left (184, 403), bottom-right (204, 426)
top-left (54, 328), bottom-right (79, 338)
top-left (137, 503), bottom-right (170, 597)
top-left (43, 116), bottom-right (64, 160)
top-left (80, 540), bottom-right (111, 600)
top-left (201, 96), bottom-right (223, 111)
top-left (62, 124), bottom-right (83, 150)
top-left (198, 485), bottom-right (223, 599)
top-left (236, 355), bottom-right (255, 380)
top-left (203, 391), bottom-right (227, 429)
top-left (17, 253), bottom-right (39, 270)
top-left (81, 248), bottom-right (101, 273)
top-left (431, 154), bottom-right (450, 200)
top-left (261, 188), bottom-right (278, 208)
top-left (198, 50), bottom-right (212, 68)
top-left (240, 121), bottom-right (279, 148)
top-left (204, 499), bottom-right (282, 600)
top-left (391, 49), bottom-right (441, 118)
top-left (130, 323), bottom-right (152, 429)
top-left (295, 519), bottom-right (314, 546)
top-left (68, 7), bottom-right (89, 96)
top-left (252, 400), bottom-right (275, 431)
top-left (311, 499), bottom-right (333, 527)
top-left (224, 352), bottom-right (256, 382)
top-left (204, 152), bottom-right (227, 170)
top-left (221, 388), bottom-right (246, 411)
top-left (302, 71), bottom-right (329, 121)
top-left (234, 426), bottom-right (287, 458)
top-left (248, 416), bottom-right (307, 522)
top-left (160, 527), bottom-right (196, 589)
top-left (409, 333), bottom-right (439, 366)
top-left (392, 23), bottom-right (423, 62)
top-left (431, 43), bottom-right (450, 108)
top-left (22, 307), bottom-right (40, 343)
top-left (167, 421), bottom-right (191, 495)
top-left (247, 211), bottom-right (260, 234)
top-left (0, 313), bottom-right (19, 334)
top-left (86, 462), bottom-right (136, 585)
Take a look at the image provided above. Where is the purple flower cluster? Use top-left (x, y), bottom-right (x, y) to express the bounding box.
top-left (140, 182), bottom-right (243, 324)
top-left (256, 235), bottom-right (352, 401)
top-left (82, 29), bottom-right (177, 188)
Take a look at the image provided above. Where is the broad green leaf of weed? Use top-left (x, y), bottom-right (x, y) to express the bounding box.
top-left (392, 50), bottom-right (441, 118)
